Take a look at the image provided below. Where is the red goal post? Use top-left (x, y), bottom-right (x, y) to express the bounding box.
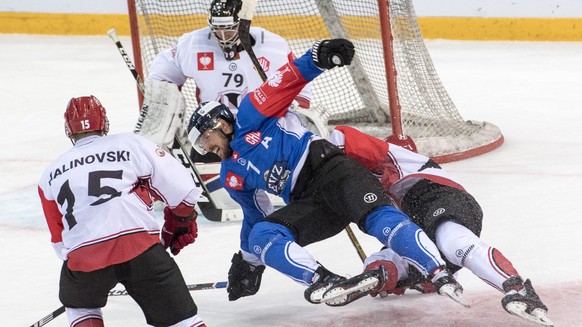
top-left (127, 0), bottom-right (503, 163)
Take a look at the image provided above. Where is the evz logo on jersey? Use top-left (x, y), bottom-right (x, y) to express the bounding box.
top-left (244, 131), bottom-right (262, 146)
top-left (197, 52), bottom-right (214, 70)
top-left (258, 56), bottom-right (270, 72)
top-left (264, 161), bottom-right (290, 194)
top-left (225, 171), bottom-right (244, 190)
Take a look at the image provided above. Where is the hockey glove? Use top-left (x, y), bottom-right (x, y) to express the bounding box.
top-left (161, 206), bottom-right (198, 255)
top-left (227, 251), bottom-right (265, 301)
top-left (311, 38), bottom-right (355, 69)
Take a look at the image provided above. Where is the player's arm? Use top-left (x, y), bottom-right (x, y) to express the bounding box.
top-left (223, 187), bottom-right (271, 301)
top-left (286, 49), bottom-right (312, 109)
top-left (331, 126), bottom-right (388, 173)
top-left (134, 134), bottom-right (202, 209)
top-left (37, 186), bottom-right (66, 259)
top-left (148, 45), bottom-right (188, 86)
top-left (133, 135), bottom-right (202, 254)
top-left (243, 39), bottom-right (354, 120)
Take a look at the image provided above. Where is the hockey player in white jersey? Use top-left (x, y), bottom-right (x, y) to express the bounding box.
top-left (143, 0), bottom-right (315, 155)
top-left (186, 38), bottom-right (470, 309)
top-left (330, 125), bottom-right (553, 326)
top-left (38, 96), bottom-right (206, 327)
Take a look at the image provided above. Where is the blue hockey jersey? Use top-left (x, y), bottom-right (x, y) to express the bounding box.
top-left (219, 50), bottom-right (324, 252)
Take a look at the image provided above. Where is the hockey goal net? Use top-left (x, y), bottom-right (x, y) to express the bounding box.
top-left (128, 0), bottom-right (503, 163)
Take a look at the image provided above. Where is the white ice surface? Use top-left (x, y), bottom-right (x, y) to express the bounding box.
top-left (1, 35), bottom-right (581, 326)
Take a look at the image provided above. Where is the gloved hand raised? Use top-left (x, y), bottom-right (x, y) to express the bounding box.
top-left (311, 38), bottom-right (355, 69)
top-left (161, 206), bottom-right (198, 255)
top-left (227, 251), bottom-right (265, 301)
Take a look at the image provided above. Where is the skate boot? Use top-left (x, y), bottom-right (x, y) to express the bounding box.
top-left (391, 266), bottom-right (436, 296)
top-left (430, 267), bottom-right (470, 308)
top-left (365, 260), bottom-right (399, 298)
top-left (304, 265), bottom-right (346, 304)
top-left (502, 276), bottom-right (553, 326)
top-left (322, 260), bottom-right (398, 306)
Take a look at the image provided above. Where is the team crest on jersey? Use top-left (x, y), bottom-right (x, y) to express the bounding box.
top-left (258, 56), bottom-right (270, 72)
top-left (252, 64), bottom-right (298, 106)
top-left (197, 52), bottom-right (214, 70)
top-left (244, 131), bottom-right (262, 146)
top-left (225, 171), bottom-right (244, 190)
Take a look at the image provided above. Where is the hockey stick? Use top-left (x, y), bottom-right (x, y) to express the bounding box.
top-left (30, 282), bottom-right (227, 327)
top-left (238, 0), bottom-right (267, 81)
top-left (237, 0), bottom-right (367, 263)
top-left (108, 281), bottom-right (228, 296)
top-left (107, 28), bottom-right (234, 221)
top-left (30, 306), bottom-right (64, 327)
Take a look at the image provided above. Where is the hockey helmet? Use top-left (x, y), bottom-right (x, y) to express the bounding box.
top-left (64, 95), bottom-right (109, 138)
top-left (208, 0), bottom-right (243, 60)
top-left (187, 101), bottom-right (235, 154)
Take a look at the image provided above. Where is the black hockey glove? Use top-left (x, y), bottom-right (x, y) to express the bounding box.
top-left (227, 251), bottom-right (266, 301)
top-left (311, 38), bottom-right (355, 69)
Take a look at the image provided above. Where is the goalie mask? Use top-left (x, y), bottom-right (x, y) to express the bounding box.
top-left (187, 101), bottom-right (235, 155)
top-left (64, 95), bottom-right (109, 138)
top-left (208, 0), bottom-right (243, 60)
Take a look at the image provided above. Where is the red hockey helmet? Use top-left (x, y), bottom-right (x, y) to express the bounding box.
top-left (64, 95), bottom-right (109, 138)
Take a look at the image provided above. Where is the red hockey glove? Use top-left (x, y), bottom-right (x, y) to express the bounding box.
top-left (161, 206), bottom-right (198, 255)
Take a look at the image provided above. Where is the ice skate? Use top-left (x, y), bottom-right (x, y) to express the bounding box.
top-left (390, 266), bottom-right (435, 296)
top-left (304, 265), bottom-right (346, 304)
top-left (431, 267), bottom-right (470, 308)
top-left (322, 260), bottom-right (397, 306)
top-left (502, 276), bottom-right (553, 326)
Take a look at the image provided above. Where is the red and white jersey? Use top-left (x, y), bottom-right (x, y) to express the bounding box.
top-left (38, 133), bottom-right (201, 272)
top-left (148, 26), bottom-right (312, 111)
top-left (329, 126), bottom-right (465, 203)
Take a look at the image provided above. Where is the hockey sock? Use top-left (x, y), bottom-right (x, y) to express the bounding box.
top-left (248, 221), bottom-right (319, 285)
top-left (364, 206), bottom-right (445, 276)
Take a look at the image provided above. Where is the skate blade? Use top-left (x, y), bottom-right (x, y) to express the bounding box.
top-left (323, 276), bottom-right (379, 307)
top-left (506, 302), bottom-right (554, 326)
top-left (439, 284), bottom-right (470, 308)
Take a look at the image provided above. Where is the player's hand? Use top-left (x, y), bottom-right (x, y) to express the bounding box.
top-left (311, 38), bottom-right (355, 69)
top-left (227, 251), bottom-right (265, 301)
top-left (161, 206), bottom-right (198, 255)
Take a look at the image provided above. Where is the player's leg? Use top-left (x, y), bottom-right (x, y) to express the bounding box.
top-left (59, 262), bottom-right (118, 326)
top-left (436, 221), bottom-right (550, 323)
top-left (121, 244), bottom-right (205, 327)
top-left (253, 202), bottom-right (348, 304)
top-left (308, 152), bottom-right (466, 306)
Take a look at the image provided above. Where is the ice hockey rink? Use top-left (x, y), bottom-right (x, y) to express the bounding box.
top-left (1, 34), bottom-right (581, 326)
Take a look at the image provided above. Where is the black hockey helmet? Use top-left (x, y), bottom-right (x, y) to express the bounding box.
top-left (187, 101), bottom-right (235, 154)
top-left (208, 0), bottom-right (243, 60)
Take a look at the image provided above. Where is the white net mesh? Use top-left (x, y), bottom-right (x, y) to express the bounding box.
top-left (130, 0), bottom-right (503, 162)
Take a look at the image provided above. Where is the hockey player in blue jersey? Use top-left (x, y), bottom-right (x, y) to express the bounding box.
top-left (187, 38), bottom-right (468, 307)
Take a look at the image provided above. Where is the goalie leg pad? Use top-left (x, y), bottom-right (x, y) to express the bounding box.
top-left (137, 79), bottom-right (186, 147)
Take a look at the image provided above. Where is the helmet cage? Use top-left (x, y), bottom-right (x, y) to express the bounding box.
top-left (64, 96), bottom-right (109, 138)
top-left (187, 101), bottom-right (235, 155)
top-left (208, 0), bottom-right (242, 58)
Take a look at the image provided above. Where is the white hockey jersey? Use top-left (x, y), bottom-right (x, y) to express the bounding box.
top-left (330, 126), bottom-right (466, 203)
top-left (148, 26), bottom-right (312, 111)
top-left (38, 133), bottom-right (201, 272)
